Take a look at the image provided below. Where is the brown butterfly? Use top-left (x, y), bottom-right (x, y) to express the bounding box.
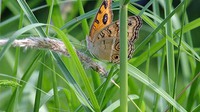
top-left (87, 0), bottom-right (142, 63)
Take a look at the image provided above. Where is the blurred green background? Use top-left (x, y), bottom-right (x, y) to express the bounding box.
top-left (0, 0), bottom-right (200, 112)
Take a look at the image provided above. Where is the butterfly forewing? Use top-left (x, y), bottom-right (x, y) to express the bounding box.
top-left (89, 0), bottom-right (113, 41)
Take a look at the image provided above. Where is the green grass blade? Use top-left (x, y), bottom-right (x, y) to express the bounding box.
top-left (46, 0), bottom-right (64, 29)
top-left (3, 0), bottom-right (20, 15)
top-left (33, 53), bottom-right (44, 112)
top-left (174, 1), bottom-right (187, 108)
top-left (129, 38), bottom-right (165, 66)
top-left (187, 62), bottom-right (200, 111)
top-left (165, 0), bottom-right (175, 97)
top-left (39, 87), bottom-right (64, 108)
top-left (98, 66), bottom-right (116, 107)
top-left (52, 53), bottom-right (94, 111)
top-left (60, 1), bottom-right (120, 31)
top-left (192, 104), bottom-right (200, 112)
top-left (5, 87), bottom-right (19, 112)
top-left (128, 64), bottom-right (187, 112)
top-left (51, 56), bottom-right (60, 111)
top-left (129, 1), bottom-right (185, 55)
top-left (119, 0), bottom-right (128, 111)
top-left (175, 18), bottom-right (200, 35)
top-left (17, 0), bottom-right (46, 37)
top-left (6, 52), bottom-right (43, 111)
top-left (77, 0), bottom-right (89, 35)
top-left (45, 0), bottom-right (54, 35)
top-left (138, 0), bottom-right (153, 16)
top-left (51, 25), bottom-right (100, 111)
top-left (101, 86), bottom-right (118, 109)
top-left (13, 9), bottom-right (24, 77)
top-left (153, 48), bottom-right (166, 111)
top-left (138, 44), bottom-right (150, 109)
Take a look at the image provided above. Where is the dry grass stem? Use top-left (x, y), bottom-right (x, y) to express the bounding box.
top-left (0, 37), bottom-right (107, 76)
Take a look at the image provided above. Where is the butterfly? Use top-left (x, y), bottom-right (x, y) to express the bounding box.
top-left (86, 0), bottom-right (142, 63)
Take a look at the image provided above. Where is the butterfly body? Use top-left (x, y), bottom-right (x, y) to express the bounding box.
top-left (87, 0), bottom-right (142, 63)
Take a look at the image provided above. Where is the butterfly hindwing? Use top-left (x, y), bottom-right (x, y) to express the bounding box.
top-left (91, 16), bottom-right (142, 63)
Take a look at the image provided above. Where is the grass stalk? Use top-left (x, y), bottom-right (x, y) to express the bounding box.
top-left (134, 1), bottom-right (185, 55)
top-left (51, 26), bottom-right (100, 111)
top-left (45, 0), bottom-right (54, 35)
top-left (77, 0), bottom-right (89, 35)
top-left (51, 56), bottom-right (60, 111)
top-left (6, 52), bottom-right (43, 112)
top-left (153, 48), bottom-right (166, 111)
top-left (165, 0), bottom-right (175, 97)
top-left (152, 0), bottom-right (163, 111)
top-left (33, 53), bottom-right (44, 112)
top-left (119, 0), bottom-right (129, 111)
top-left (16, 0), bottom-right (46, 37)
top-left (46, 0), bottom-right (64, 29)
top-left (138, 44), bottom-right (150, 110)
top-left (174, 0), bottom-right (187, 107)
top-left (13, 9), bottom-right (24, 77)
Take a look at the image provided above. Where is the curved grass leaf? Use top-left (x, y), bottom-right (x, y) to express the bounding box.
top-left (127, 64), bottom-right (186, 112)
top-left (51, 25), bottom-right (100, 111)
top-left (52, 53), bottom-right (94, 111)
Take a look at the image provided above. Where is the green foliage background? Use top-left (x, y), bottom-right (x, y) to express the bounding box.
top-left (0, 0), bottom-right (200, 112)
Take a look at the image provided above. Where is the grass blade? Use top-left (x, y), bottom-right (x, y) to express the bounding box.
top-left (128, 64), bottom-right (186, 112)
top-left (33, 53), bottom-right (44, 112)
top-left (119, 0), bottom-right (129, 111)
top-left (52, 53), bottom-right (94, 111)
top-left (17, 0), bottom-right (46, 37)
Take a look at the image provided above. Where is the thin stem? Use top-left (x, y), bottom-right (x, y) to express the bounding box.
top-left (165, 0), bottom-right (175, 96)
top-left (119, 0), bottom-right (128, 112)
top-left (77, 0), bottom-right (89, 35)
